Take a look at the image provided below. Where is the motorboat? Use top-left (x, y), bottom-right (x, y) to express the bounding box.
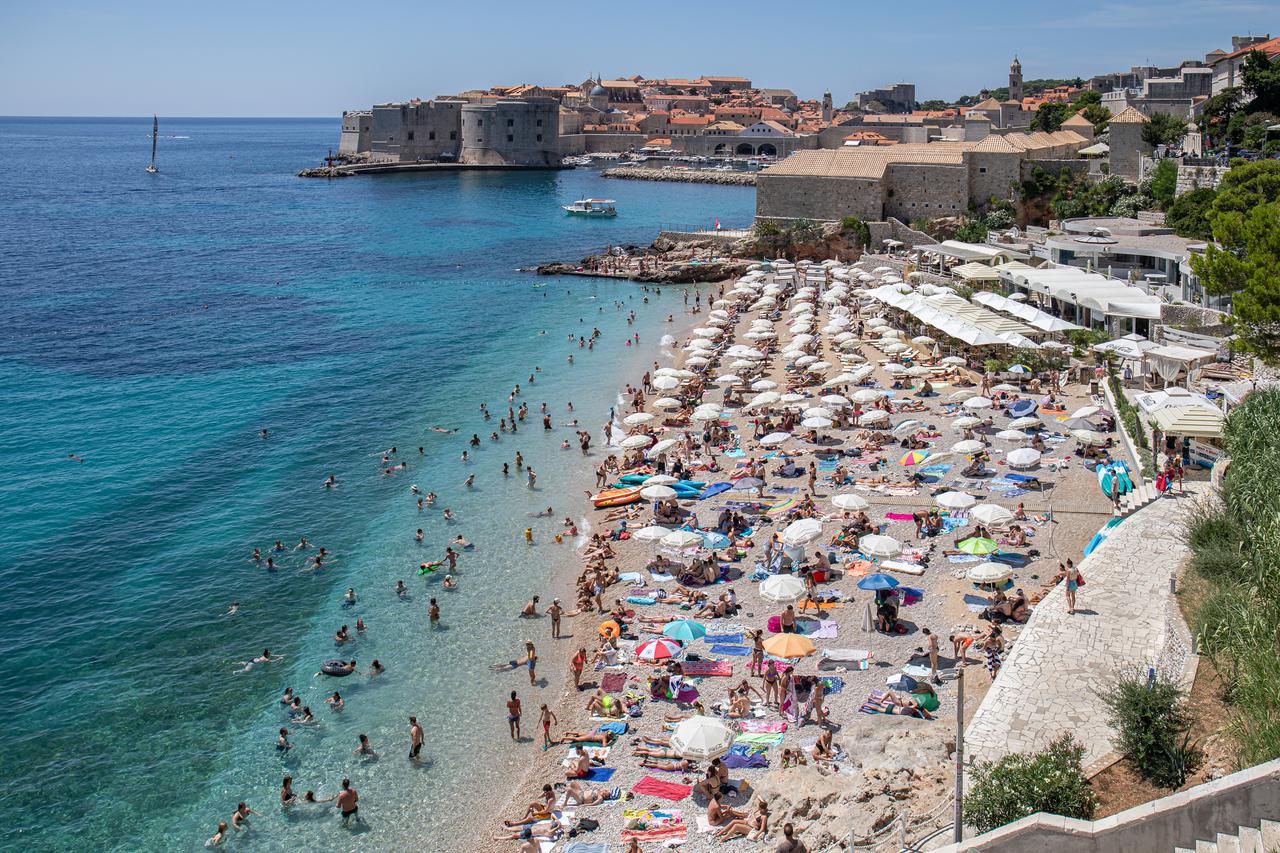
top-left (562, 198), bottom-right (617, 217)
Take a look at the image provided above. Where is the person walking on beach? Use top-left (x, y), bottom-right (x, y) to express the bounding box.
top-left (527, 467), bottom-right (537, 489)
top-left (507, 690), bottom-right (522, 740)
top-left (538, 703), bottom-right (557, 749)
top-left (409, 716), bottom-right (425, 761)
top-left (548, 598), bottom-right (563, 639)
top-left (571, 647), bottom-right (587, 690)
top-left (923, 628), bottom-right (942, 685)
top-left (1054, 560), bottom-right (1082, 615)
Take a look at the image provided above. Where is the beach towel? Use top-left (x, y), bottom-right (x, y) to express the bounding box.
top-left (947, 554), bottom-right (982, 564)
top-left (808, 620), bottom-right (839, 640)
top-left (920, 464), bottom-right (952, 475)
top-left (600, 673), bottom-right (628, 693)
top-left (703, 633), bottom-right (744, 645)
top-left (722, 750), bottom-right (769, 769)
top-left (626, 596), bottom-right (657, 606)
top-left (885, 512), bottom-right (916, 521)
top-left (681, 660), bottom-right (733, 677)
top-left (631, 776), bottom-right (693, 801)
top-left (737, 720), bottom-right (787, 733)
top-left (583, 766), bottom-right (616, 782)
top-left (565, 844), bottom-right (609, 853)
top-left (649, 571), bottom-right (675, 583)
top-left (595, 721), bottom-right (629, 735)
top-left (859, 690), bottom-right (893, 715)
top-left (734, 731), bottom-right (786, 746)
top-left (818, 675), bottom-right (846, 695)
top-left (708, 644), bottom-right (752, 656)
top-left (798, 600), bottom-right (845, 611)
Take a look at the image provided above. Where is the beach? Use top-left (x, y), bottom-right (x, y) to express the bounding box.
top-left (492, 257), bottom-right (1124, 851)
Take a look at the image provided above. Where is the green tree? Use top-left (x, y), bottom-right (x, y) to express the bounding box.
top-left (1149, 158), bottom-right (1178, 209)
top-left (1199, 87), bottom-right (1244, 145)
top-left (1193, 201), bottom-right (1280, 361)
top-left (1241, 48), bottom-right (1280, 114)
top-left (1030, 102), bottom-right (1070, 132)
top-left (1081, 103), bottom-right (1110, 134)
top-left (1142, 111), bottom-right (1188, 148)
top-left (955, 218), bottom-right (989, 243)
top-left (964, 735), bottom-right (1098, 833)
top-left (1074, 89), bottom-right (1102, 108)
top-left (1166, 187), bottom-right (1217, 240)
top-left (1209, 159), bottom-right (1280, 219)
top-left (917, 99), bottom-right (951, 111)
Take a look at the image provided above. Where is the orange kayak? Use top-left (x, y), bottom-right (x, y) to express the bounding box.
top-left (591, 486), bottom-right (644, 508)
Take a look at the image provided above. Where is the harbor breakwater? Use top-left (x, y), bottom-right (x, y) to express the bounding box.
top-left (603, 165), bottom-right (757, 186)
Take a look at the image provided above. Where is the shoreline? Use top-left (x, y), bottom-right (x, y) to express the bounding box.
top-left (603, 165), bottom-right (757, 186)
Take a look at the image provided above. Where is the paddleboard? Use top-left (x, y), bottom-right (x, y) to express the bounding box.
top-left (591, 486), bottom-right (643, 508)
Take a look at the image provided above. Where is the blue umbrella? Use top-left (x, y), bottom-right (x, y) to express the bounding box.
top-left (1008, 399), bottom-right (1038, 418)
top-left (662, 619), bottom-right (707, 642)
top-left (702, 531), bottom-right (732, 549)
top-left (857, 573), bottom-right (900, 591)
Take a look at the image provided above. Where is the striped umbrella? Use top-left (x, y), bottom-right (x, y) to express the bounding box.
top-left (636, 638), bottom-right (683, 661)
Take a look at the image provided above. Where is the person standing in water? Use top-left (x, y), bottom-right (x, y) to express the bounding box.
top-left (507, 690), bottom-right (522, 740)
top-left (409, 716), bottom-right (425, 761)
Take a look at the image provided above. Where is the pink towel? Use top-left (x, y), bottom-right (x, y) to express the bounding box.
top-left (631, 775), bottom-right (693, 801)
top-left (681, 659), bottom-right (733, 677)
top-left (737, 720), bottom-right (787, 733)
top-left (600, 672), bottom-right (627, 692)
top-left (885, 512), bottom-right (915, 520)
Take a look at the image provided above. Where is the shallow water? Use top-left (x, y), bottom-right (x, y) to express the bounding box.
top-left (0, 117), bottom-right (754, 850)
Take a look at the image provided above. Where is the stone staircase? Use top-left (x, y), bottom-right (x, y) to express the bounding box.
top-left (1119, 480), bottom-right (1161, 516)
top-left (1172, 818), bottom-right (1280, 853)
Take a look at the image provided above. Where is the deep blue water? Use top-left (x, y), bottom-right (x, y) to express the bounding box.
top-left (0, 117), bottom-right (754, 851)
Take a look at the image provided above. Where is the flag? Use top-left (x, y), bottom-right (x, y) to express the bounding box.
top-left (715, 218), bottom-right (721, 230)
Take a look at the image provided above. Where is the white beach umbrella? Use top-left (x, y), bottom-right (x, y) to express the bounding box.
top-left (993, 383), bottom-right (1020, 393)
top-left (859, 409), bottom-right (890, 425)
top-left (661, 530), bottom-right (703, 549)
top-left (953, 416), bottom-right (982, 429)
top-left (883, 363), bottom-right (907, 375)
top-left (1009, 416), bottom-right (1041, 429)
top-left (693, 327), bottom-right (721, 338)
top-left (968, 562), bottom-right (1014, 584)
top-left (941, 356), bottom-right (967, 366)
top-left (801, 416), bottom-right (834, 429)
top-left (653, 376), bottom-right (680, 390)
top-left (780, 393), bottom-right (808, 404)
top-left (1007, 448), bottom-right (1042, 468)
top-left (893, 419), bottom-right (922, 434)
top-left (963, 396), bottom-right (994, 411)
top-left (821, 394), bottom-right (850, 407)
top-left (951, 439), bottom-right (985, 455)
top-left (995, 429), bottom-right (1028, 442)
top-left (760, 432), bottom-right (792, 446)
top-left (633, 525), bottom-right (674, 542)
top-left (685, 356), bottom-right (710, 367)
top-left (852, 389), bottom-right (884, 404)
top-left (831, 493), bottom-right (870, 510)
top-left (653, 397), bottom-right (682, 410)
top-left (751, 379), bottom-right (779, 391)
top-left (715, 373), bottom-right (744, 386)
top-left (621, 434), bottom-right (654, 449)
top-left (671, 716), bottom-right (736, 760)
top-left (906, 366), bottom-right (933, 377)
top-left (1070, 405), bottom-right (1102, 419)
top-left (1072, 429), bottom-right (1108, 446)
top-left (648, 438), bottom-right (678, 456)
top-left (794, 355), bottom-right (818, 367)
top-left (641, 484), bottom-right (678, 501)
top-left (624, 412), bottom-right (656, 426)
top-left (729, 359), bottom-right (758, 371)
top-left (759, 574), bottom-right (807, 603)
top-left (823, 372), bottom-right (858, 387)
top-left (806, 361), bottom-right (832, 372)
top-left (781, 517), bottom-right (824, 546)
top-left (645, 474), bottom-right (678, 486)
top-left (744, 391), bottom-right (781, 410)
top-left (971, 504), bottom-right (1014, 526)
top-left (691, 410), bottom-right (721, 422)
top-left (803, 406), bottom-right (835, 420)
top-left (688, 338), bottom-right (714, 350)
top-left (913, 336), bottom-right (935, 345)
top-left (859, 534), bottom-right (901, 557)
top-left (936, 490), bottom-right (976, 510)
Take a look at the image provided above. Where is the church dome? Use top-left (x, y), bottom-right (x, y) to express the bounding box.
top-left (589, 82), bottom-right (606, 97)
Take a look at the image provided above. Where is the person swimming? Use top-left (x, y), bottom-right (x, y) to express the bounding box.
top-left (442, 574), bottom-right (457, 589)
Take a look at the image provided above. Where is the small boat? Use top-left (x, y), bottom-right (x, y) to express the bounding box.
top-left (590, 486), bottom-right (643, 508)
top-left (563, 198), bottom-right (617, 217)
top-left (146, 115), bottom-right (159, 173)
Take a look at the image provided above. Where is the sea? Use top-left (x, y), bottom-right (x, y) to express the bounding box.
top-left (0, 117), bottom-right (754, 851)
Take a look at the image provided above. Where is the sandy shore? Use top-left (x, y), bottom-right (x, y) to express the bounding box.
top-left (487, 260), bottom-right (1120, 852)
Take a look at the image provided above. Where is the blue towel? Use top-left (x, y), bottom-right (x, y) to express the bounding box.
top-left (626, 596), bottom-right (656, 605)
top-left (819, 675), bottom-right (846, 695)
top-left (583, 766), bottom-right (616, 782)
top-left (566, 843), bottom-right (610, 853)
top-left (709, 644), bottom-right (752, 656)
top-left (595, 721), bottom-right (628, 735)
top-left (704, 633), bottom-right (744, 644)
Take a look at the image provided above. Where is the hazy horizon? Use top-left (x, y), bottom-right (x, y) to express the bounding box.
top-left (1, 0), bottom-right (1272, 117)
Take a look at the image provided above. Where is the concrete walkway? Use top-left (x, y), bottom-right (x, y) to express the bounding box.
top-left (963, 483), bottom-right (1203, 774)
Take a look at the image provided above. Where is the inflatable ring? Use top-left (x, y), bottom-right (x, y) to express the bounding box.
top-left (321, 659), bottom-right (354, 676)
top-left (598, 620), bottom-right (621, 639)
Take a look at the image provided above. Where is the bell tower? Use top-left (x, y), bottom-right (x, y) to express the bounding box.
top-left (1009, 56), bottom-right (1023, 104)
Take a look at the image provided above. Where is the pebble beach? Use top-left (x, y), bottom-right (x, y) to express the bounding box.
top-left (491, 256), bottom-right (1124, 852)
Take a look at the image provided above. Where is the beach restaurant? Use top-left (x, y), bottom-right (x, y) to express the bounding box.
top-left (996, 265), bottom-right (1163, 336)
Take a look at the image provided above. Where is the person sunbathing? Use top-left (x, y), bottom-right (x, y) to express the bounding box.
top-left (884, 688), bottom-right (938, 719)
top-left (639, 756), bottom-right (695, 772)
top-left (663, 702), bottom-right (706, 724)
top-left (564, 752), bottom-right (593, 780)
top-left (504, 786), bottom-right (557, 826)
top-left (728, 692), bottom-right (751, 717)
top-left (779, 747), bottom-right (807, 768)
top-left (553, 730), bottom-right (615, 747)
top-left (492, 821), bottom-right (560, 842)
top-left (586, 690), bottom-right (623, 718)
top-left (564, 780), bottom-right (622, 806)
top-left (716, 798), bottom-right (769, 841)
top-left (634, 745), bottom-right (682, 759)
top-left (707, 791), bottom-right (747, 826)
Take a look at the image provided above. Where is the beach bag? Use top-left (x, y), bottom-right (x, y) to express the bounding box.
top-left (1076, 573), bottom-right (1086, 587)
top-left (577, 818), bottom-right (600, 831)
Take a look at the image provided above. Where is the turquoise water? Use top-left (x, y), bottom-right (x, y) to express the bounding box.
top-left (0, 117), bottom-right (754, 850)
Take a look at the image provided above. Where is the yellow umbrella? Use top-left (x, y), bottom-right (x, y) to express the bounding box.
top-left (762, 633), bottom-right (816, 658)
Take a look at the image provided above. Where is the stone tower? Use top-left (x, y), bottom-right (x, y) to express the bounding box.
top-left (821, 91), bottom-right (833, 121)
top-left (1108, 106), bottom-right (1152, 182)
top-left (1009, 56), bottom-right (1023, 105)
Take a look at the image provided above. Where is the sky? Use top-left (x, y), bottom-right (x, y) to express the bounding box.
top-left (0, 0), bottom-right (1273, 116)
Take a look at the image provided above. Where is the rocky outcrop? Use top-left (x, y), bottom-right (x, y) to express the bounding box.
top-left (297, 167), bottom-right (354, 178)
top-left (602, 166), bottom-right (757, 186)
top-left (750, 716), bottom-right (953, 848)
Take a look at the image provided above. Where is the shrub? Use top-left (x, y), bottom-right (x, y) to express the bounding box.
top-left (1183, 501), bottom-right (1247, 581)
top-left (964, 735), bottom-right (1097, 833)
top-left (1098, 668), bottom-right (1201, 788)
top-left (955, 218), bottom-right (989, 243)
top-left (838, 216), bottom-right (871, 249)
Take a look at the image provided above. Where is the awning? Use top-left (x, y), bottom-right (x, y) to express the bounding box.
top-left (952, 262), bottom-right (1001, 282)
top-left (973, 290), bottom-right (1084, 332)
top-left (1151, 405), bottom-right (1225, 438)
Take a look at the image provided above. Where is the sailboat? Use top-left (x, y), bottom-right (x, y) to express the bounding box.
top-left (146, 115), bottom-right (158, 173)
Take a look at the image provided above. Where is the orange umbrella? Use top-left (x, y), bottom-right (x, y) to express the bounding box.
top-left (598, 620), bottom-right (621, 639)
top-left (762, 633), bottom-right (816, 658)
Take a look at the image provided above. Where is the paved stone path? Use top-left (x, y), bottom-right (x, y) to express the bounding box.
top-left (963, 483), bottom-right (1204, 774)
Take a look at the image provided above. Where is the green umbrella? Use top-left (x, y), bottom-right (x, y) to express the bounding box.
top-left (663, 619), bottom-right (707, 642)
top-left (957, 536), bottom-right (999, 555)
